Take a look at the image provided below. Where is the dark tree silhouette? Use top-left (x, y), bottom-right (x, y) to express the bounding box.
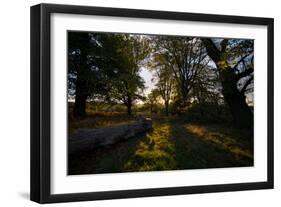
top-left (68, 33), bottom-right (149, 117)
top-left (150, 37), bottom-right (210, 108)
top-left (202, 38), bottom-right (253, 128)
top-left (152, 67), bottom-right (174, 116)
top-left (68, 32), bottom-right (93, 118)
top-left (106, 35), bottom-right (149, 115)
top-left (68, 33), bottom-right (126, 117)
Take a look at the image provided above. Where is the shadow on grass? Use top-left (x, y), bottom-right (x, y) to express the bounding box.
top-left (68, 131), bottom-right (146, 175)
top-left (68, 120), bottom-right (177, 175)
top-left (169, 122), bottom-right (253, 170)
top-left (68, 119), bottom-right (253, 175)
top-left (123, 121), bottom-right (177, 171)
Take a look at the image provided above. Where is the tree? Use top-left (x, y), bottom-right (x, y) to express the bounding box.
top-left (68, 32), bottom-right (94, 118)
top-left (106, 34), bottom-right (150, 115)
top-left (150, 36), bottom-right (210, 108)
top-left (146, 89), bottom-right (160, 115)
top-left (68, 32), bottom-right (126, 117)
top-left (202, 38), bottom-right (254, 128)
top-left (151, 65), bottom-right (174, 116)
top-left (192, 66), bottom-right (222, 103)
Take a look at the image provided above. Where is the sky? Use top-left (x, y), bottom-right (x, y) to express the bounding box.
top-left (140, 67), bottom-right (155, 96)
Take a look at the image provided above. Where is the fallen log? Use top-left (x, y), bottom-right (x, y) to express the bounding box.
top-left (68, 117), bottom-right (152, 155)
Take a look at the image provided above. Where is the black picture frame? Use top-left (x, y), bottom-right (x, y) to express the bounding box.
top-left (30, 3), bottom-right (274, 204)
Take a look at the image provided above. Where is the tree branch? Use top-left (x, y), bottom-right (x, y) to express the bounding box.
top-left (240, 75), bottom-right (253, 94)
top-left (233, 51), bottom-right (253, 72)
top-left (220, 39), bottom-right (229, 52)
top-left (235, 67), bottom-right (254, 80)
top-left (201, 38), bottom-right (221, 63)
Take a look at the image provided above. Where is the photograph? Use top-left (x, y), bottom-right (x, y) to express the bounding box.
top-left (29, 3), bottom-right (274, 203)
top-left (67, 31), bottom-right (254, 175)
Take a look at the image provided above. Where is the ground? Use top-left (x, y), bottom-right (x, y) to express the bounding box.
top-left (68, 116), bottom-right (253, 175)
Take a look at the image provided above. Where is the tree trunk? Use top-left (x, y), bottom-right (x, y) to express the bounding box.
top-left (202, 39), bottom-right (253, 128)
top-left (220, 72), bottom-right (253, 128)
top-left (180, 88), bottom-right (189, 108)
top-left (164, 100), bottom-right (169, 116)
top-left (72, 48), bottom-right (89, 118)
top-left (126, 96), bottom-right (132, 115)
top-left (73, 72), bottom-right (88, 118)
top-left (73, 94), bottom-right (87, 118)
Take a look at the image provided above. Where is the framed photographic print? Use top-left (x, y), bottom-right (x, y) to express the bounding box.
top-left (30, 3), bottom-right (274, 203)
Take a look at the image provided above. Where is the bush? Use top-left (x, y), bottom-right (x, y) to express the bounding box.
top-left (181, 102), bottom-right (232, 124)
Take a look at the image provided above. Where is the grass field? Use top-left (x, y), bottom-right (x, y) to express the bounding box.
top-left (68, 116), bottom-right (253, 175)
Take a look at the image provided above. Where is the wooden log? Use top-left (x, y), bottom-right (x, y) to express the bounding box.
top-left (68, 117), bottom-right (152, 154)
